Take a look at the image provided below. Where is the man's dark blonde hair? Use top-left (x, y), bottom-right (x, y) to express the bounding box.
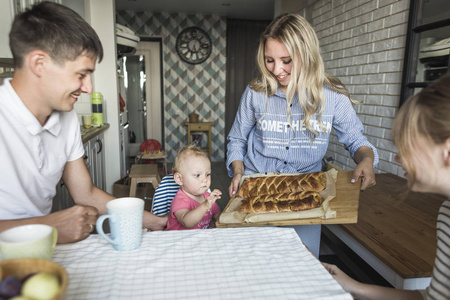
top-left (172, 144), bottom-right (208, 174)
top-left (392, 73), bottom-right (450, 183)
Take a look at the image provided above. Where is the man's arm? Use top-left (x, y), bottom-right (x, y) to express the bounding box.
top-left (64, 158), bottom-right (167, 232)
top-left (0, 158), bottom-right (167, 242)
top-left (0, 204), bottom-right (99, 244)
top-left (0, 158), bottom-right (105, 244)
top-left (62, 157), bottom-right (114, 213)
top-left (37, 157), bottom-right (112, 244)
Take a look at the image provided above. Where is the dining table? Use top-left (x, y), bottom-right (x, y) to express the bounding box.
top-left (51, 227), bottom-right (352, 300)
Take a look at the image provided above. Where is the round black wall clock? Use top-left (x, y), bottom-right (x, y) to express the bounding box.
top-left (176, 27), bottom-right (212, 64)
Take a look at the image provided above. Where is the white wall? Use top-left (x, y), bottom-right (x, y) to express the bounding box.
top-left (0, 0), bottom-right (14, 58)
top-left (85, 0), bottom-right (121, 193)
top-left (61, 0), bottom-right (85, 18)
top-left (68, 0), bottom-right (93, 120)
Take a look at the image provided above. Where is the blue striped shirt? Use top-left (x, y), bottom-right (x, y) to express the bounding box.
top-left (226, 85), bottom-right (379, 177)
top-left (152, 175), bottom-right (179, 216)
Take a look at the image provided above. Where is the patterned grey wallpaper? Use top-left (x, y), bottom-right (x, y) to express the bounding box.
top-left (116, 11), bottom-right (227, 163)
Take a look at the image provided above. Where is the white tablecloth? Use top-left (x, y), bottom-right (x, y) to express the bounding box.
top-left (52, 227), bottom-right (351, 300)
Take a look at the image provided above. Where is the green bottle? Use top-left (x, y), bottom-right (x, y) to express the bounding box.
top-left (91, 92), bottom-right (103, 127)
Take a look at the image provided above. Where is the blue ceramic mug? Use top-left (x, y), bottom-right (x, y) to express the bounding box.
top-left (96, 197), bottom-right (144, 251)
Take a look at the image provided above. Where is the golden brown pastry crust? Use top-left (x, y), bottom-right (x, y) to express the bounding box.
top-left (239, 198), bottom-right (254, 213)
top-left (289, 192), bottom-right (322, 211)
top-left (276, 201), bottom-right (291, 212)
top-left (237, 172), bottom-right (326, 213)
top-left (238, 191), bottom-right (323, 213)
top-left (237, 171), bottom-right (326, 198)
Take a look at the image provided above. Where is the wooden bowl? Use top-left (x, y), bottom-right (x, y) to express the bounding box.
top-left (0, 258), bottom-right (68, 300)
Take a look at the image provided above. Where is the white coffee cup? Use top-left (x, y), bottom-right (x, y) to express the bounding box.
top-left (96, 197), bottom-right (144, 251)
top-left (0, 224), bottom-right (58, 260)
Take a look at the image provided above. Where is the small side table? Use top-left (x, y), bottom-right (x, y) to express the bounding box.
top-left (128, 164), bottom-right (161, 198)
top-left (185, 122), bottom-right (213, 160)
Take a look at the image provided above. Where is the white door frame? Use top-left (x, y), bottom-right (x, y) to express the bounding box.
top-left (135, 39), bottom-right (163, 145)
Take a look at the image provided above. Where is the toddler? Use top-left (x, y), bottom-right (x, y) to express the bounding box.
top-left (165, 145), bottom-right (221, 230)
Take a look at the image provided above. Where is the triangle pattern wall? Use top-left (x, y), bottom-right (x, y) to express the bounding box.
top-left (116, 11), bottom-right (226, 163)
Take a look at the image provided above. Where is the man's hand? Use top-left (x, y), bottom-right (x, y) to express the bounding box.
top-left (143, 211), bottom-right (168, 231)
top-left (42, 205), bottom-right (99, 244)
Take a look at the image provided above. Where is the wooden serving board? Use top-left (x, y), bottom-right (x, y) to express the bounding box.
top-left (216, 170), bottom-right (360, 227)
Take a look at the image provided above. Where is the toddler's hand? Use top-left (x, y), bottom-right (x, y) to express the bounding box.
top-left (205, 189), bottom-right (222, 209)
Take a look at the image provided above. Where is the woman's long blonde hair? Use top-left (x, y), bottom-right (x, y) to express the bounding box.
top-left (251, 13), bottom-right (354, 139)
top-left (392, 73), bottom-right (450, 183)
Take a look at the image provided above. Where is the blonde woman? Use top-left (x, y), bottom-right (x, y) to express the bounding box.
top-left (226, 13), bottom-right (378, 256)
top-left (324, 74), bottom-right (450, 300)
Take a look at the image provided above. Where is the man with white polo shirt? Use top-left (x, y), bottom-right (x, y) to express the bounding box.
top-left (0, 2), bottom-right (166, 243)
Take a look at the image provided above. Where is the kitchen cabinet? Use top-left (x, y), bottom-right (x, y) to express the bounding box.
top-left (88, 134), bottom-right (106, 191)
top-left (52, 132), bottom-right (106, 212)
top-left (52, 175), bottom-right (76, 213)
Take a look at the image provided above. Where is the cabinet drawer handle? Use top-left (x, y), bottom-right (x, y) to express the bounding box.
top-left (96, 139), bottom-right (103, 154)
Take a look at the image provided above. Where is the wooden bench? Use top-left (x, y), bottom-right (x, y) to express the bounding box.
top-left (324, 173), bottom-right (445, 289)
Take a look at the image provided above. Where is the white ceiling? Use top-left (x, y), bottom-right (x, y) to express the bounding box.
top-left (114, 0), bottom-right (275, 20)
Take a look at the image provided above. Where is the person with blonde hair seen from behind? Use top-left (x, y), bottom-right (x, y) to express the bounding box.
top-left (323, 73), bottom-right (450, 300)
top-left (165, 144), bottom-right (222, 230)
top-left (226, 13), bottom-right (378, 256)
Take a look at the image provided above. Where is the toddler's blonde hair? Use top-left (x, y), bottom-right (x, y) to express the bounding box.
top-left (172, 144), bottom-right (208, 174)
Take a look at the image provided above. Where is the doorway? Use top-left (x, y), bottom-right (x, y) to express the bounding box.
top-left (124, 39), bottom-right (164, 157)
top-left (135, 39), bottom-right (164, 146)
top-left (124, 55), bottom-right (147, 145)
